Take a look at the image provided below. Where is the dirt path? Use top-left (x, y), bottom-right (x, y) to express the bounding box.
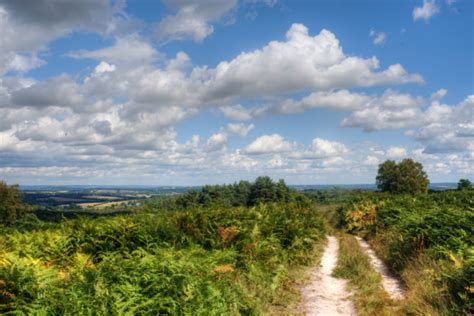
top-left (301, 236), bottom-right (357, 316)
top-left (355, 237), bottom-right (406, 300)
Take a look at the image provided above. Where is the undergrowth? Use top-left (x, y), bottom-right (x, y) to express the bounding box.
top-left (334, 234), bottom-right (445, 316)
top-left (337, 190), bottom-right (473, 314)
top-left (0, 202), bottom-right (326, 314)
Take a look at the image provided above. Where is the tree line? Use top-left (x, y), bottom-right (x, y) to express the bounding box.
top-left (173, 176), bottom-right (297, 208)
top-left (1, 159), bottom-right (472, 225)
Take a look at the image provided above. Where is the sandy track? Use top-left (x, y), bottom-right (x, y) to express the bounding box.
top-left (301, 236), bottom-right (357, 316)
top-left (355, 237), bottom-right (406, 300)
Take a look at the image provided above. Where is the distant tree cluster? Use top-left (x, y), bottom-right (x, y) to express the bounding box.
top-left (457, 179), bottom-right (472, 191)
top-left (304, 188), bottom-right (361, 205)
top-left (175, 176), bottom-right (295, 208)
top-left (376, 159), bottom-right (430, 194)
top-left (0, 181), bottom-right (28, 225)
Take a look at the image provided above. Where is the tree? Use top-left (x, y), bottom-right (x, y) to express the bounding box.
top-left (376, 159), bottom-right (429, 194)
top-left (375, 160), bottom-right (398, 193)
top-left (275, 179), bottom-right (291, 203)
top-left (0, 181), bottom-right (28, 225)
top-left (249, 176), bottom-right (277, 205)
top-left (457, 179), bottom-right (472, 190)
top-left (231, 181), bottom-right (251, 206)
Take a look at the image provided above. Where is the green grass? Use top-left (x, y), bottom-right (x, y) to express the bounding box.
top-left (266, 241), bottom-right (326, 315)
top-left (334, 234), bottom-right (453, 316)
top-left (334, 234), bottom-right (398, 316)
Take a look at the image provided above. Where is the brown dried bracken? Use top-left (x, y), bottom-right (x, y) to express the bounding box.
top-left (218, 226), bottom-right (239, 244)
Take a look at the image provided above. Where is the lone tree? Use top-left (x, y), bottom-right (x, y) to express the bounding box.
top-left (376, 159), bottom-right (429, 194)
top-left (457, 179), bottom-right (472, 190)
top-left (0, 181), bottom-right (28, 225)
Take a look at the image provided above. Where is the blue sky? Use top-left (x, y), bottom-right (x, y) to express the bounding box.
top-left (0, 0), bottom-right (472, 185)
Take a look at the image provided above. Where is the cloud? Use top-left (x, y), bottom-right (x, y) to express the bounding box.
top-left (268, 154), bottom-right (286, 168)
top-left (311, 138), bottom-right (349, 157)
top-left (364, 155), bottom-right (380, 166)
top-left (220, 104), bottom-right (254, 120)
top-left (1, 16), bottom-right (455, 184)
top-left (154, 0), bottom-right (280, 43)
top-left (204, 24), bottom-right (423, 101)
top-left (94, 61), bottom-right (116, 74)
top-left (2, 118), bottom-right (471, 183)
top-left (340, 93), bottom-right (473, 155)
top-left (407, 95), bottom-right (474, 153)
top-left (387, 146), bottom-right (407, 158)
top-left (156, 0), bottom-right (237, 42)
top-left (430, 88), bottom-right (447, 101)
top-left (0, 0), bottom-right (126, 74)
top-left (222, 150), bottom-right (258, 170)
top-left (413, 0), bottom-right (440, 22)
top-left (272, 90), bottom-right (371, 114)
top-left (245, 134), bottom-right (294, 154)
top-left (10, 75), bottom-right (84, 109)
top-left (341, 90), bottom-right (425, 131)
top-left (369, 29), bottom-right (386, 45)
top-left (68, 35), bottom-right (159, 65)
top-left (288, 138), bottom-right (349, 160)
top-left (59, 23), bottom-right (423, 117)
top-left (206, 131), bottom-right (228, 151)
top-left (227, 123), bottom-right (254, 137)
top-left (0, 0), bottom-right (123, 34)
top-left (6, 53), bottom-right (46, 73)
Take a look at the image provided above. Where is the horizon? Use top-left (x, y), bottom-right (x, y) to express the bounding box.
top-left (0, 0), bottom-right (472, 185)
top-left (17, 181), bottom-right (459, 188)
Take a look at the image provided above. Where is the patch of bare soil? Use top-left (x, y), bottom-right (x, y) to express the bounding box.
top-left (355, 237), bottom-right (406, 300)
top-left (300, 236), bottom-right (357, 316)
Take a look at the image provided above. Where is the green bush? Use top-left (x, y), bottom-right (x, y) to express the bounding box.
top-left (338, 190), bottom-right (474, 313)
top-left (0, 181), bottom-right (29, 225)
top-left (0, 201), bottom-right (325, 314)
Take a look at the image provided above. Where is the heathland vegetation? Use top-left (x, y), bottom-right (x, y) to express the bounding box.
top-left (0, 162), bottom-right (472, 314)
top-left (0, 177), bottom-right (326, 314)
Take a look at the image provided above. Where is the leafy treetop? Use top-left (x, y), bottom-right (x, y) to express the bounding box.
top-left (457, 178), bottom-right (472, 190)
top-left (376, 159), bottom-right (429, 194)
top-left (0, 181), bottom-right (28, 225)
top-left (172, 176), bottom-right (296, 209)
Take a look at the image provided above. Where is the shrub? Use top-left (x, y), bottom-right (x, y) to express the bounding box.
top-left (339, 190), bottom-right (474, 313)
top-left (0, 201), bottom-right (326, 314)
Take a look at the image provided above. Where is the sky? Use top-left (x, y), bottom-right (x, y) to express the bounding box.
top-left (0, 0), bottom-right (472, 185)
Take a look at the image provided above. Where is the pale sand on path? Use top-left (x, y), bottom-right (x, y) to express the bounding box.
top-left (355, 236), bottom-right (406, 300)
top-left (300, 236), bottom-right (357, 316)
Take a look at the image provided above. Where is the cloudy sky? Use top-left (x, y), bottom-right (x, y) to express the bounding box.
top-left (0, 0), bottom-right (472, 185)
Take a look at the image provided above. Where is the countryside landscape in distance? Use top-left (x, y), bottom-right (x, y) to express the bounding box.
top-left (0, 0), bottom-right (472, 315)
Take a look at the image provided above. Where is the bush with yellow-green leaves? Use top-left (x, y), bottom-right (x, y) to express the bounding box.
top-left (1, 201), bottom-right (325, 314)
top-left (338, 190), bottom-right (473, 314)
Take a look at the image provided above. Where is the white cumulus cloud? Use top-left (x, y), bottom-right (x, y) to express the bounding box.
top-left (227, 123), bottom-right (255, 137)
top-left (413, 0), bottom-right (440, 22)
top-left (369, 29), bottom-right (386, 45)
top-left (245, 134), bottom-right (294, 154)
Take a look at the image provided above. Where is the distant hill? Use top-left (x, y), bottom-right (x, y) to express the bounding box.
top-left (291, 183), bottom-right (458, 191)
top-left (20, 183), bottom-right (458, 194)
